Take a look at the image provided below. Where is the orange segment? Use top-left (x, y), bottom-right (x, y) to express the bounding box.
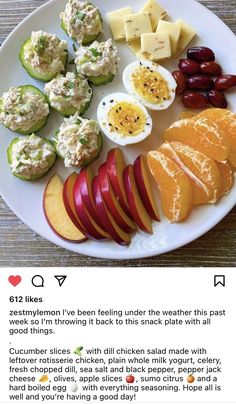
top-left (197, 108), bottom-right (236, 152)
top-left (216, 161), bottom-right (234, 197)
top-left (159, 142), bottom-right (214, 205)
top-left (162, 141), bottom-right (222, 204)
top-left (163, 117), bottom-right (230, 161)
top-left (147, 151), bottom-right (192, 223)
top-left (228, 151), bottom-right (236, 169)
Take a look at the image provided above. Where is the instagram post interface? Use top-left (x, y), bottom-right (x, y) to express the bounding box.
top-left (0, 0), bottom-right (236, 403)
top-left (0, 268), bottom-right (235, 404)
top-left (0, 0), bottom-right (235, 264)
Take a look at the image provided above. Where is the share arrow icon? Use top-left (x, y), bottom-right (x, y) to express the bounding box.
top-left (54, 275), bottom-right (67, 287)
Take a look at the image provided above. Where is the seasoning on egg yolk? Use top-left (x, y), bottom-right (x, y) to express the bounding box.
top-left (131, 66), bottom-right (170, 104)
top-left (108, 102), bottom-right (147, 137)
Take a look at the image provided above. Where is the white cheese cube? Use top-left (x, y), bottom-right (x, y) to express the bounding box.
top-left (141, 32), bottom-right (171, 61)
top-left (124, 13), bottom-right (152, 41)
top-left (107, 7), bottom-right (132, 41)
top-left (107, 6), bottom-right (132, 18)
top-left (156, 20), bottom-right (181, 55)
top-left (127, 38), bottom-right (142, 57)
top-left (140, 0), bottom-right (167, 31)
top-left (176, 19), bottom-right (196, 54)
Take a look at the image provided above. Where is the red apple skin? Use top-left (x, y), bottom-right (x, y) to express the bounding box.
top-left (76, 168), bottom-right (106, 230)
top-left (43, 175), bottom-right (86, 243)
top-left (106, 148), bottom-right (131, 216)
top-left (98, 163), bottom-right (136, 234)
top-left (133, 156), bottom-right (160, 222)
top-left (73, 179), bottom-right (109, 241)
top-left (126, 375), bottom-right (135, 384)
top-left (92, 176), bottom-right (131, 246)
top-left (63, 173), bottom-right (88, 238)
top-left (123, 165), bottom-right (153, 234)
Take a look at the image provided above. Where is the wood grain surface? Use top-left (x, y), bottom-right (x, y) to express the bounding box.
top-left (0, 0), bottom-right (235, 267)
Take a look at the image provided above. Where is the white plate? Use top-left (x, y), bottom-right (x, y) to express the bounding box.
top-left (0, 0), bottom-right (236, 260)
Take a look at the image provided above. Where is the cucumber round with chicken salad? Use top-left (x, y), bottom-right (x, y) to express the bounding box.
top-left (19, 32), bottom-right (68, 82)
top-left (0, 85), bottom-right (50, 136)
top-left (60, 1), bottom-right (103, 46)
top-left (61, 20), bottom-right (100, 46)
top-left (74, 39), bottom-right (119, 87)
top-left (54, 130), bottom-right (103, 167)
top-left (7, 135), bottom-right (57, 181)
top-left (53, 114), bottom-right (103, 168)
top-left (44, 72), bottom-right (93, 117)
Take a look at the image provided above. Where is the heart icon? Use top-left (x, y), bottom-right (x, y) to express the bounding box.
top-left (8, 275), bottom-right (22, 287)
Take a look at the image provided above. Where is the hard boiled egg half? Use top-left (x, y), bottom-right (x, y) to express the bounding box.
top-left (123, 61), bottom-right (177, 111)
top-left (97, 92), bottom-right (152, 146)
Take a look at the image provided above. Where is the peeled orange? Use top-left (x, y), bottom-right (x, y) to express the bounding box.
top-left (216, 161), bottom-right (234, 197)
top-left (163, 117), bottom-right (230, 161)
top-left (159, 142), bottom-right (222, 204)
top-left (197, 108), bottom-right (236, 153)
top-left (147, 151), bottom-right (192, 222)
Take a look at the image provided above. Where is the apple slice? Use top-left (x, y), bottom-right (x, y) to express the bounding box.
top-left (98, 163), bottom-right (136, 234)
top-left (63, 173), bottom-right (89, 239)
top-left (133, 155), bottom-right (160, 222)
top-left (74, 179), bottom-right (110, 241)
top-left (43, 174), bottom-right (86, 243)
top-left (124, 165), bottom-right (153, 234)
top-left (106, 148), bottom-right (131, 216)
top-left (92, 176), bottom-right (131, 246)
top-left (76, 167), bottom-right (106, 231)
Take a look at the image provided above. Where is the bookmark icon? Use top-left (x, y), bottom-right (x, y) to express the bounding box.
top-left (54, 275), bottom-right (67, 287)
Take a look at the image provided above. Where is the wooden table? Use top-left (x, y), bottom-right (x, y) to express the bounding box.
top-left (0, 0), bottom-right (235, 267)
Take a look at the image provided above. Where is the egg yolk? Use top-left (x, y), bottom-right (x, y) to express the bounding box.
top-left (108, 102), bottom-right (147, 137)
top-left (132, 66), bottom-right (170, 104)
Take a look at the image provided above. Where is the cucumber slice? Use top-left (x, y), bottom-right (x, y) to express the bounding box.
top-left (88, 72), bottom-right (114, 86)
top-left (46, 84), bottom-right (93, 118)
top-left (61, 11), bottom-right (102, 46)
top-left (19, 38), bottom-right (68, 82)
top-left (55, 98), bottom-right (92, 118)
top-left (16, 116), bottom-right (48, 136)
top-left (79, 98), bottom-right (92, 116)
top-left (0, 85), bottom-right (49, 135)
top-left (61, 20), bottom-right (71, 38)
top-left (84, 5), bottom-right (103, 46)
top-left (54, 129), bottom-right (103, 167)
top-left (7, 137), bottom-right (57, 181)
top-left (82, 33), bottom-right (100, 46)
top-left (82, 133), bottom-right (103, 167)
